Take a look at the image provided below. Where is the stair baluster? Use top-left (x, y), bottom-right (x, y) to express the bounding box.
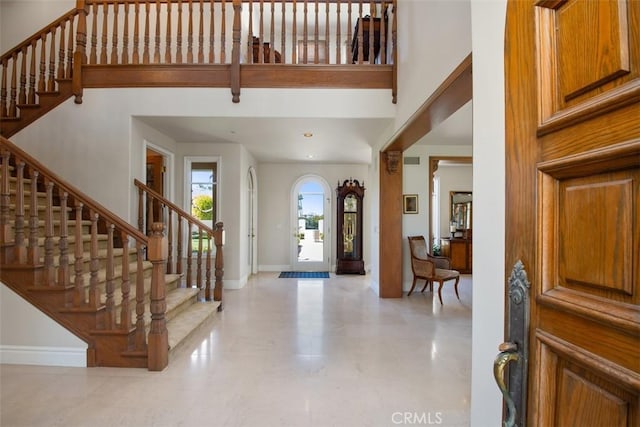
top-left (167, 209), bottom-right (173, 274)
top-left (105, 223), bottom-right (116, 328)
top-left (111, 2), bottom-right (119, 65)
top-left (88, 210), bottom-right (100, 308)
top-left (14, 161), bottom-right (26, 263)
top-left (143, 1), bottom-right (150, 64)
top-left (65, 18), bottom-right (74, 79)
top-left (176, 216), bottom-right (183, 274)
top-left (90, 3), bottom-right (98, 64)
top-left (122, 3), bottom-right (130, 64)
top-left (120, 231), bottom-right (131, 329)
top-left (28, 168), bottom-right (40, 264)
top-left (100, 2), bottom-right (108, 65)
top-left (132, 1), bottom-right (140, 64)
top-left (73, 202), bottom-right (85, 305)
top-left (19, 48), bottom-right (27, 105)
top-left (171, 1), bottom-right (178, 63)
top-left (134, 241), bottom-right (147, 349)
top-left (205, 233), bottom-right (212, 300)
top-left (196, 227), bottom-right (203, 290)
top-left (187, 0), bottom-right (194, 64)
top-left (9, 53), bottom-right (17, 117)
top-left (43, 179), bottom-right (55, 285)
top-left (57, 18), bottom-right (66, 79)
top-left (38, 36), bottom-right (46, 93)
top-left (47, 26), bottom-right (57, 91)
top-left (57, 191), bottom-right (70, 286)
top-left (186, 220), bottom-right (192, 286)
top-left (0, 149), bottom-right (10, 244)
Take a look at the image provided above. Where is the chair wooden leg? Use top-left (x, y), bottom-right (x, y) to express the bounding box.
top-left (437, 280), bottom-right (444, 305)
top-left (408, 277), bottom-right (417, 296)
top-left (454, 276), bottom-right (461, 300)
top-left (421, 280), bottom-right (434, 293)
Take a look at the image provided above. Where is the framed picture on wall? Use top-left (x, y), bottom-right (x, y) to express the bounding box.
top-left (403, 194), bottom-right (418, 214)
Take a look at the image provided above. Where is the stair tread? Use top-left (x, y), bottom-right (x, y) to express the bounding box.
top-left (167, 300), bottom-right (220, 350)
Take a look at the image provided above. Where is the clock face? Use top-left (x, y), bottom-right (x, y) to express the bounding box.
top-left (344, 194), bottom-right (357, 212)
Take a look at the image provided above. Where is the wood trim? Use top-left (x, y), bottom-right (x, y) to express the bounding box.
top-left (383, 53), bottom-right (472, 152)
top-left (82, 64), bottom-right (393, 89)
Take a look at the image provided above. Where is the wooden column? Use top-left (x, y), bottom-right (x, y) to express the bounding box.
top-left (379, 150), bottom-right (403, 298)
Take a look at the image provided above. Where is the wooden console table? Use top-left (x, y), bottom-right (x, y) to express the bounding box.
top-left (440, 238), bottom-right (472, 274)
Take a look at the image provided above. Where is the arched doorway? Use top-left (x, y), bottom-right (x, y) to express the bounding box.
top-left (247, 167), bottom-right (258, 275)
top-left (291, 175), bottom-right (331, 271)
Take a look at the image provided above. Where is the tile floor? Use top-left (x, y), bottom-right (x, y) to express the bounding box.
top-left (0, 273), bottom-right (472, 427)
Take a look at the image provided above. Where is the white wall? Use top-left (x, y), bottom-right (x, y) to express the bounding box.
top-left (257, 163), bottom-right (369, 272)
top-left (0, 286), bottom-right (86, 366)
top-left (470, 0), bottom-right (507, 426)
top-left (394, 0), bottom-right (472, 129)
top-left (0, 0), bottom-right (74, 51)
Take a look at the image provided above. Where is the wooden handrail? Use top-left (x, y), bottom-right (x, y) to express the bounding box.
top-left (134, 178), bottom-right (224, 305)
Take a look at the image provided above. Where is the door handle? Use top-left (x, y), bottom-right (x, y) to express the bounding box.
top-left (494, 342), bottom-right (519, 427)
top-left (494, 260), bottom-right (531, 427)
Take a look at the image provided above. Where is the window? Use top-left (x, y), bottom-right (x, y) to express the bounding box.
top-left (190, 162), bottom-right (217, 225)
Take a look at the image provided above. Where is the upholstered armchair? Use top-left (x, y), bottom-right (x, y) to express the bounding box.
top-left (407, 236), bottom-right (460, 304)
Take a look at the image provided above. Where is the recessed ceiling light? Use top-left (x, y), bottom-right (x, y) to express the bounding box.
top-left (307, 155), bottom-right (314, 159)
top-left (303, 132), bottom-right (313, 138)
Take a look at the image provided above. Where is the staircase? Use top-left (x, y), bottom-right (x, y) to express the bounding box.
top-left (0, 137), bottom-right (222, 370)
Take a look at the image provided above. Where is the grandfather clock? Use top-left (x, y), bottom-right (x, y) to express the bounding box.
top-left (336, 178), bottom-right (365, 274)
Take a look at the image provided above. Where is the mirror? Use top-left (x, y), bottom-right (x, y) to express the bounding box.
top-left (450, 191), bottom-right (472, 233)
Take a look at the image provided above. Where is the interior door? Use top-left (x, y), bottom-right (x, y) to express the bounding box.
top-left (504, 1), bottom-right (639, 425)
top-left (146, 149), bottom-right (165, 226)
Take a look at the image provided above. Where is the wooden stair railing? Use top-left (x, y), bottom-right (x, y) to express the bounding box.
top-left (0, 136), bottom-right (171, 370)
top-left (1, 0), bottom-right (396, 136)
top-left (0, 8), bottom-right (82, 138)
top-left (134, 178), bottom-right (224, 309)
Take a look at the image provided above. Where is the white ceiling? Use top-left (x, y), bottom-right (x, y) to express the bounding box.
top-left (136, 99), bottom-right (472, 164)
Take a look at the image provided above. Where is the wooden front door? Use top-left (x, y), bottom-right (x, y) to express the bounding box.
top-left (504, 1), bottom-right (639, 425)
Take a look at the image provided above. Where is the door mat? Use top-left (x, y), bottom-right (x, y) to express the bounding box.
top-left (278, 271), bottom-right (330, 279)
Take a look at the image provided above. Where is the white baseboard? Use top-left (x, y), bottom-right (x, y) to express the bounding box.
top-left (223, 276), bottom-right (247, 290)
top-left (0, 345), bottom-right (86, 367)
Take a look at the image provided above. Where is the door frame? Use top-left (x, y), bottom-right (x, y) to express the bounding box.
top-left (143, 140), bottom-right (174, 202)
top-left (247, 166), bottom-right (258, 275)
top-left (290, 174), bottom-right (331, 271)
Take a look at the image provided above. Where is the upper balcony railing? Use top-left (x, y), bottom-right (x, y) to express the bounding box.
top-left (1, 0), bottom-right (396, 117)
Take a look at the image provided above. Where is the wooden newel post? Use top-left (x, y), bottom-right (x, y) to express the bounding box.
top-left (73, 0), bottom-right (88, 104)
top-left (147, 222), bottom-right (168, 371)
top-left (213, 221), bottom-right (224, 309)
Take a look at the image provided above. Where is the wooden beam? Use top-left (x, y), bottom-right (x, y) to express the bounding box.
top-left (384, 53), bottom-right (472, 153)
